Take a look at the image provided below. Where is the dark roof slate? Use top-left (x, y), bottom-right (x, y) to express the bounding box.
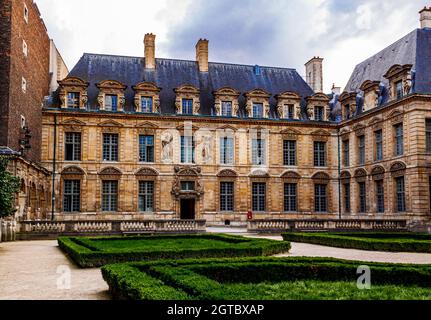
top-left (345, 28), bottom-right (431, 94)
top-left (66, 54), bottom-right (314, 117)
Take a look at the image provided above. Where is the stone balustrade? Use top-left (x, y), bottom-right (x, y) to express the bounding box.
top-left (248, 219), bottom-right (408, 233)
top-left (17, 219), bottom-right (206, 239)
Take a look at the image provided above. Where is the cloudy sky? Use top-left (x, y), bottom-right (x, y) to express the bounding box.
top-left (36, 0), bottom-right (429, 92)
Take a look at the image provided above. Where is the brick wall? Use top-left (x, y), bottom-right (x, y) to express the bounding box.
top-left (0, 0), bottom-right (12, 147)
top-left (1, 0), bottom-right (50, 162)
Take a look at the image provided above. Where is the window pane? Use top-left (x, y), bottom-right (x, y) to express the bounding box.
top-left (181, 181), bottom-right (195, 191)
top-left (359, 136), bottom-right (365, 165)
top-left (220, 182), bottom-right (234, 211)
top-left (252, 183), bottom-right (266, 212)
top-left (314, 142), bottom-right (326, 167)
top-left (139, 181), bottom-right (154, 212)
top-left (141, 97), bottom-right (153, 113)
top-left (375, 130), bottom-right (383, 161)
top-left (359, 182), bottom-right (367, 213)
top-left (284, 183), bottom-right (297, 212)
top-left (182, 99), bottom-right (193, 115)
top-left (252, 139), bottom-right (266, 165)
top-left (102, 181), bottom-right (118, 212)
top-left (394, 124), bottom-right (404, 156)
top-left (65, 133), bottom-right (81, 161)
top-left (396, 177), bottom-right (406, 212)
top-left (105, 95), bottom-right (118, 112)
top-left (63, 180), bottom-right (80, 212)
top-left (252, 103), bottom-right (263, 118)
top-left (139, 135), bottom-right (154, 162)
top-left (343, 140), bottom-right (350, 167)
top-left (376, 180), bottom-right (385, 213)
top-left (67, 92), bottom-right (80, 108)
top-left (103, 134), bottom-right (119, 161)
top-left (181, 136), bottom-right (195, 163)
top-left (315, 106), bottom-right (324, 121)
top-left (221, 101), bottom-right (233, 117)
top-left (220, 137), bottom-right (234, 165)
top-left (314, 184), bottom-right (327, 212)
top-left (344, 183), bottom-right (351, 213)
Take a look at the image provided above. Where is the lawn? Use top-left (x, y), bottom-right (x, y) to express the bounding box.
top-left (101, 257), bottom-right (431, 300)
top-left (58, 234), bottom-right (291, 268)
top-left (282, 232), bottom-right (431, 252)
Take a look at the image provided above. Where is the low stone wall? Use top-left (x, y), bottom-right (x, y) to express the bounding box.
top-left (0, 220), bottom-right (17, 242)
top-left (248, 219), bottom-right (409, 233)
top-left (17, 219), bottom-right (207, 239)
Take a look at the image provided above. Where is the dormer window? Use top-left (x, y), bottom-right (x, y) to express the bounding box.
top-left (276, 92), bottom-right (301, 120)
top-left (221, 101), bottom-right (233, 117)
top-left (284, 105), bottom-right (295, 119)
top-left (252, 103), bottom-right (264, 118)
top-left (395, 80), bottom-right (403, 100)
top-left (339, 92), bottom-right (357, 121)
top-left (314, 106), bottom-right (324, 121)
top-left (105, 94), bottom-right (118, 112)
top-left (182, 99), bottom-right (194, 115)
top-left (141, 97), bottom-right (153, 113)
top-left (344, 104), bottom-right (350, 120)
top-left (67, 92), bottom-right (80, 109)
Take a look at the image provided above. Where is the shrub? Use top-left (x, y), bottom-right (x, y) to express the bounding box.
top-left (281, 232), bottom-right (431, 253)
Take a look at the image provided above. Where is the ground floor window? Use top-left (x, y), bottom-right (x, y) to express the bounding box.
top-left (139, 181), bottom-right (154, 212)
top-left (252, 183), bottom-right (266, 212)
top-left (396, 177), bottom-right (406, 212)
top-left (220, 182), bottom-right (234, 212)
top-left (376, 180), bottom-right (385, 213)
top-left (284, 183), bottom-right (297, 212)
top-left (343, 183), bottom-right (351, 213)
top-left (102, 180), bottom-right (118, 212)
top-left (63, 180), bottom-right (80, 212)
top-left (314, 184), bottom-right (327, 213)
top-left (359, 182), bottom-right (367, 213)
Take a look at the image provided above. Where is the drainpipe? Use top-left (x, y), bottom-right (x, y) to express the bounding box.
top-left (337, 128), bottom-right (342, 220)
top-left (51, 114), bottom-right (57, 221)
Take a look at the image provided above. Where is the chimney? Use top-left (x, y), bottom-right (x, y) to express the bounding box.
top-left (196, 39), bottom-right (209, 72)
top-left (144, 33), bottom-right (156, 69)
top-left (331, 84), bottom-right (341, 95)
top-left (420, 7), bottom-right (431, 29)
top-left (305, 56), bottom-right (324, 93)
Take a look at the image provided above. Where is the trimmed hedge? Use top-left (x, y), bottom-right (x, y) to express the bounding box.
top-left (101, 257), bottom-right (431, 300)
top-left (58, 234), bottom-right (291, 268)
top-left (282, 232), bottom-right (431, 253)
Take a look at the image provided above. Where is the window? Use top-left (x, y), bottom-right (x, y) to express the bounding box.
top-left (252, 183), bottom-right (266, 212)
top-left (426, 120), bottom-right (431, 153)
top-left (21, 77), bottom-right (27, 93)
top-left (102, 181), bottom-right (118, 212)
top-left (344, 104), bottom-right (350, 120)
top-left (105, 94), bottom-right (118, 112)
top-left (22, 40), bottom-right (28, 57)
top-left (221, 101), bottom-right (233, 117)
top-left (181, 136), bottom-right (195, 163)
top-left (395, 81), bottom-right (403, 100)
top-left (103, 134), bottom-right (119, 162)
top-left (394, 124), bottom-right (404, 156)
top-left (181, 181), bottom-right (195, 191)
top-left (283, 140), bottom-right (296, 166)
top-left (343, 140), bottom-right (350, 167)
top-left (252, 139), bottom-right (266, 165)
top-left (376, 180), bottom-right (385, 213)
top-left (284, 104), bottom-right (295, 119)
top-left (182, 99), bottom-right (193, 115)
top-left (359, 182), bottom-right (367, 213)
top-left (20, 115), bottom-right (26, 129)
top-left (138, 181), bottom-right (154, 212)
top-left (314, 184), bottom-right (327, 213)
top-left (314, 106), bottom-right (324, 121)
top-left (344, 183), bottom-right (351, 213)
top-left (139, 135), bottom-right (154, 163)
top-left (284, 183), bottom-right (297, 212)
top-left (63, 180), bottom-right (80, 212)
top-left (67, 92), bottom-right (80, 109)
top-left (252, 103), bottom-right (263, 118)
top-left (220, 182), bottom-right (234, 212)
top-left (358, 135), bottom-right (365, 165)
top-left (220, 137), bottom-right (234, 165)
top-left (24, 4), bottom-right (29, 23)
top-left (65, 133), bottom-right (81, 161)
top-left (314, 141), bottom-right (326, 167)
top-left (375, 130), bottom-right (383, 161)
top-left (396, 177), bottom-right (406, 212)
top-left (141, 97), bottom-right (153, 113)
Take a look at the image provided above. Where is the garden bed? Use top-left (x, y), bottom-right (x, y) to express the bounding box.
top-left (58, 234), bottom-right (291, 268)
top-left (281, 232), bottom-right (431, 252)
top-left (101, 257), bottom-right (431, 300)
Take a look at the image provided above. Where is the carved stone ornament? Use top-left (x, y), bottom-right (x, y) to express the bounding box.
top-left (390, 162), bottom-right (406, 177)
top-left (244, 89), bottom-right (271, 118)
top-left (61, 166), bottom-right (85, 176)
top-left (281, 171), bottom-right (301, 182)
top-left (354, 168), bottom-right (368, 182)
top-left (136, 167), bottom-right (159, 178)
top-left (174, 84), bottom-right (200, 115)
top-left (58, 77), bottom-right (89, 109)
top-left (275, 91), bottom-right (302, 119)
top-left (306, 93), bottom-right (330, 121)
top-left (312, 172), bottom-right (330, 184)
top-left (96, 80), bottom-right (127, 112)
top-left (132, 82), bottom-right (162, 113)
top-left (371, 166), bottom-right (385, 181)
top-left (213, 87), bottom-right (241, 117)
top-left (217, 169), bottom-right (238, 178)
top-left (99, 167), bottom-right (122, 180)
top-left (340, 171), bottom-right (351, 181)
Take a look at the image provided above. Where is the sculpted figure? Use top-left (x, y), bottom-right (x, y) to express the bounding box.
top-left (161, 132), bottom-right (173, 163)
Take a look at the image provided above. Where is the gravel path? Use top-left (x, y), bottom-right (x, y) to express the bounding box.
top-left (1, 234), bottom-right (431, 300)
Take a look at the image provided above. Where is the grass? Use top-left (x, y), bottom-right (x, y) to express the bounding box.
top-left (101, 257), bottom-right (431, 300)
top-left (282, 232), bottom-right (431, 252)
top-left (58, 234), bottom-right (291, 268)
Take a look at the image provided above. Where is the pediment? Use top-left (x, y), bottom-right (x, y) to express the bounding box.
top-left (135, 121), bottom-right (158, 129)
top-left (359, 80), bottom-right (380, 92)
top-left (99, 167), bottom-right (122, 176)
top-left (384, 64), bottom-right (413, 79)
top-left (98, 120), bottom-right (124, 127)
top-left (217, 169), bottom-right (238, 178)
top-left (280, 128), bottom-right (301, 137)
top-left (61, 119), bottom-right (86, 126)
top-left (96, 80), bottom-right (127, 90)
top-left (281, 171), bottom-right (301, 180)
top-left (311, 129), bottom-right (331, 136)
top-left (307, 92), bottom-right (330, 102)
top-left (61, 166), bottom-right (85, 175)
top-left (312, 172), bottom-right (330, 181)
top-left (352, 123), bottom-right (366, 132)
top-left (213, 87), bottom-right (240, 96)
top-left (340, 171), bottom-right (351, 180)
top-left (133, 82), bottom-right (161, 92)
top-left (244, 88), bottom-right (271, 98)
top-left (217, 125), bottom-right (237, 132)
top-left (390, 161), bottom-right (406, 173)
top-left (371, 166), bottom-right (385, 176)
top-left (174, 84), bottom-right (200, 94)
top-left (249, 170), bottom-right (270, 178)
top-left (368, 117), bottom-right (383, 126)
top-left (135, 167), bottom-right (159, 176)
top-left (354, 168), bottom-right (368, 178)
top-left (275, 91), bottom-right (301, 100)
top-left (339, 91), bottom-right (356, 103)
top-left (58, 76), bottom-right (89, 87)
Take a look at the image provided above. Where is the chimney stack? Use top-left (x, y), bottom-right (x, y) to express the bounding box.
top-left (144, 33), bottom-right (156, 69)
top-left (331, 84), bottom-right (341, 95)
top-left (420, 7), bottom-right (431, 29)
top-left (196, 39), bottom-right (209, 72)
top-left (305, 57), bottom-right (324, 93)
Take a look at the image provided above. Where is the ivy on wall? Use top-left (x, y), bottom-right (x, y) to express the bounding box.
top-left (0, 156), bottom-right (20, 218)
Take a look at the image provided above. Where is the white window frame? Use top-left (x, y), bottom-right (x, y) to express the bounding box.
top-left (21, 77), bottom-right (27, 93)
top-left (22, 40), bottom-right (28, 57)
top-left (24, 4), bottom-right (29, 23)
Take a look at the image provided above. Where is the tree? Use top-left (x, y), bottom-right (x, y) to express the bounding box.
top-left (0, 156), bottom-right (20, 218)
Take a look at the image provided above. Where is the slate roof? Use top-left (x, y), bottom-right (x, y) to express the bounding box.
top-left (0, 147), bottom-right (20, 156)
top-left (345, 28), bottom-right (431, 94)
top-left (65, 54), bottom-right (314, 117)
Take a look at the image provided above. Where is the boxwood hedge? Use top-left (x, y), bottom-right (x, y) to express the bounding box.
top-left (58, 234), bottom-right (291, 268)
top-left (281, 232), bottom-right (431, 252)
top-left (101, 257), bottom-right (431, 300)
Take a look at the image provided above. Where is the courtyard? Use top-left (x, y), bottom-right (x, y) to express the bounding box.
top-left (1, 229), bottom-right (431, 300)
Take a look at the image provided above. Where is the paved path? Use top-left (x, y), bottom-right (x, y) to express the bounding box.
top-left (0, 240), bottom-right (109, 300)
top-left (1, 234), bottom-right (431, 300)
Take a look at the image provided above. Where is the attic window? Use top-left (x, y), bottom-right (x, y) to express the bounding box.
top-left (254, 65), bottom-right (261, 76)
top-left (105, 94), bottom-right (118, 112)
